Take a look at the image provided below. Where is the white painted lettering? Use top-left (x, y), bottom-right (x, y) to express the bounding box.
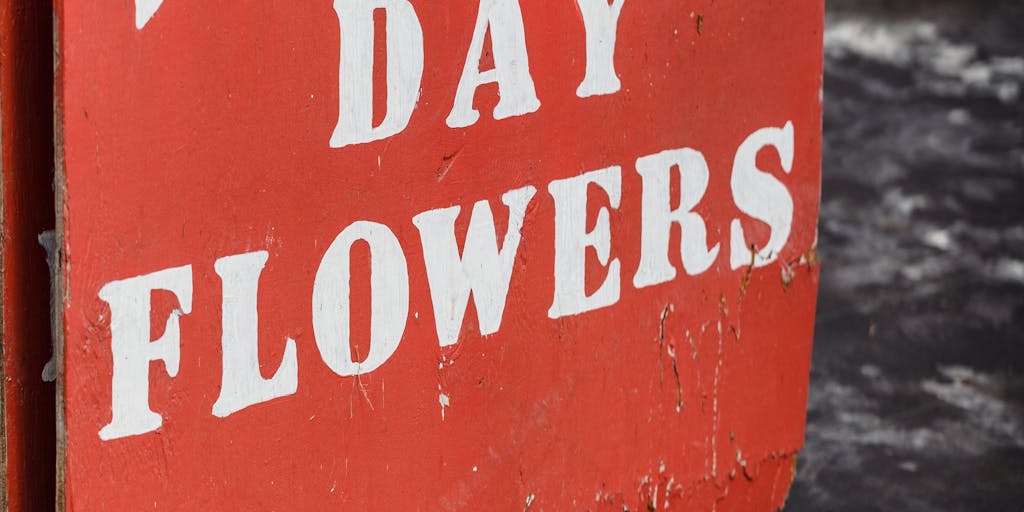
top-left (548, 166), bottom-right (622, 318)
top-left (312, 221), bottom-right (410, 375)
top-left (729, 121), bottom-right (795, 269)
top-left (634, 148), bottom-right (720, 288)
top-left (98, 265), bottom-right (192, 440)
top-left (413, 186), bottom-right (537, 346)
top-left (575, 0), bottom-right (625, 97)
top-left (446, 0), bottom-right (540, 128)
top-left (331, 0), bottom-right (424, 148)
top-left (212, 251), bottom-right (298, 418)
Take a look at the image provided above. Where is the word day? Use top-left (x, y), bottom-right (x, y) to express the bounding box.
top-left (329, 0), bottom-right (626, 147)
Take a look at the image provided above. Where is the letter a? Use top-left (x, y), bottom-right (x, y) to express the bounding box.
top-left (447, 0), bottom-right (540, 128)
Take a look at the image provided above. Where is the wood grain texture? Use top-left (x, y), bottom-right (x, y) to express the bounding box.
top-left (1, 1), bottom-right (58, 509)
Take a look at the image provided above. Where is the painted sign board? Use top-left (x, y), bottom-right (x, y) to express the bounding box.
top-left (54, 0), bottom-right (822, 509)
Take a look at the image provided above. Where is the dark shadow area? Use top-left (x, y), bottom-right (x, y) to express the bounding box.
top-left (0, 0), bottom-right (58, 509)
top-left (788, 1), bottom-right (1024, 510)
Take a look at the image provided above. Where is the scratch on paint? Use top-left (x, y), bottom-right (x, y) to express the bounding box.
top-left (435, 146), bottom-right (465, 182)
top-left (739, 244), bottom-right (757, 300)
top-left (657, 305), bottom-right (683, 412)
top-left (665, 335), bottom-right (683, 413)
top-left (439, 386), bottom-right (450, 421)
top-left (350, 346), bottom-right (375, 412)
top-left (657, 305), bottom-right (670, 388)
top-left (712, 319), bottom-right (723, 478)
top-left (670, 353), bottom-right (683, 413)
top-left (782, 246), bottom-right (820, 289)
top-left (780, 260), bottom-right (796, 289)
top-left (730, 245), bottom-right (761, 342)
top-left (664, 451), bottom-right (798, 512)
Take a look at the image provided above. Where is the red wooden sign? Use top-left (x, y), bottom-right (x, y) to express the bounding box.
top-left (54, 0), bottom-right (822, 509)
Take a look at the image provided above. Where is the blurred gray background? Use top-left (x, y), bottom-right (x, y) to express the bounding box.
top-left (787, 1), bottom-right (1024, 510)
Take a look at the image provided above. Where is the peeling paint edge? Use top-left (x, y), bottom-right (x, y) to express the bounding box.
top-left (52, 0), bottom-right (69, 508)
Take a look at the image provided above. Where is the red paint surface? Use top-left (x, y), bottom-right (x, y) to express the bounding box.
top-left (56, 1), bottom-right (822, 509)
top-left (1, 0), bottom-right (58, 508)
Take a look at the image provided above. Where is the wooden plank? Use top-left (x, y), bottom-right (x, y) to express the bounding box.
top-left (55, 1), bottom-right (823, 509)
top-left (1, 0), bottom-right (58, 509)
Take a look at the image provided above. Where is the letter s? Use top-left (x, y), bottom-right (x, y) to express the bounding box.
top-left (729, 121), bottom-right (795, 269)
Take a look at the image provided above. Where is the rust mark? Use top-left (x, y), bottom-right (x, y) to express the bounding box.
top-left (802, 247), bottom-right (819, 267)
top-left (736, 449), bottom-right (753, 481)
top-left (729, 324), bottom-right (741, 342)
top-left (696, 14), bottom-right (704, 35)
top-left (739, 244), bottom-right (758, 301)
top-left (658, 305), bottom-right (683, 412)
top-left (732, 245), bottom-right (764, 341)
top-left (637, 461), bottom-right (686, 512)
top-left (671, 357), bottom-right (684, 413)
top-left (781, 246), bottom-right (820, 289)
top-left (657, 305), bottom-right (670, 388)
top-left (667, 337), bottom-right (684, 413)
top-left (718, 293), bottom-right (741, 342)
top-left (780, 260), bottom-right (796, 289)
top-left (645, 451), bottom-right (800, 512)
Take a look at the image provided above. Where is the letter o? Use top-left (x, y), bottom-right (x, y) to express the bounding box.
top-left (312, 221), bottom-right (410, 375)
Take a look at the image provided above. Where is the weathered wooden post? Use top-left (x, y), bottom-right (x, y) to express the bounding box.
top-left (8, 0), bottom-right (824, 509)
top-left (1, 1), bottom-right (58, 509)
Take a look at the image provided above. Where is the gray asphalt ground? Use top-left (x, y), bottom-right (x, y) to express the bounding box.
top-left (786, 1), bottom-right (1024, 510)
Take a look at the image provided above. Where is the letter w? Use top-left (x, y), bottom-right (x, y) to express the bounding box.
top-left (413, 186), bottom-right (536, 346)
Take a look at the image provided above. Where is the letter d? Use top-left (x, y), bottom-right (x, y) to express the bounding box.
top-left (331, 0), bottom-right (425, 148)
